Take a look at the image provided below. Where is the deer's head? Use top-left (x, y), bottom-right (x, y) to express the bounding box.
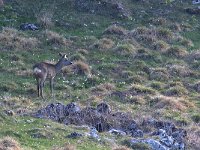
top-left (58, 53), bottom-right (73, 67)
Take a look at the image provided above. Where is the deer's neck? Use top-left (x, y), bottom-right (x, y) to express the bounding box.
top-left (55, 60), bottom-right (63, 74)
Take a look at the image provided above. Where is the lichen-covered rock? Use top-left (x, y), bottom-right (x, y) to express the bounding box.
top-left (108, 129), bottom-right (126, 136)
top-left (96, 102), bottom-right (111, 114)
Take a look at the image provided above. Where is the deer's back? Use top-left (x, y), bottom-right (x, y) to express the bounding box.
top-left (33, 62), bottom-right (56, 78)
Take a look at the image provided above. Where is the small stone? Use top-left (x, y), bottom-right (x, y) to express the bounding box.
top-left (109, 129), bottom-right (126, 136)
top-left (66, 132), bottom-right (82, 139)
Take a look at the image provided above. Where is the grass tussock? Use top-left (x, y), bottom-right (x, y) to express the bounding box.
top-left (36, 11), bottom-right (54, 29)
top-left (52, 144), bottom-right (76, 150)
top-left (103, 25), bottom-right (127, 36)
top-left (179, 38), bottom-right (194, 47)
top-left (114, 43), bottom-right (136, 55)
top-left (44, 30), bottom-right (71, 46)
top-left (186, 50), bottom-right (200, 62)
top-left (77, 49), bottom-right (89, 55)
top-left (149, 17), bottom-right (167, 26)
top-left (153, 40), bottom-right (169, 51)
top-left (165, 46), bottom-right (188, 58)
top-left (0, 27), bottom-right (39, 51)
top-left (151, 95), bottom-right (194, 111)
top-left (149, 68), bottom-right (170, 81)
top-left (169, 23), bottom-right (182, 32)
top-left (91, 83), bottom-right (116, 94)
top-left (72, 61), bottom-right (91, 76)
top-left (0, 136), bottom-right (21, 150)
top-left (128, 84), bottom-right (156, 95)
top-left (112, 146), bottom-right (131, 150)
top-left (163, 85), bottom-right (188, 97)
top-left (70, 53), bottom-right (86, 61)
top-left (167, 64), bottom-right (192, 77)
top-left (187, 126), bottom-right (200, 150)
top-left (131, 26), bottom-right (173, 45)
top-left (92, 38), bottom-right (115, 50)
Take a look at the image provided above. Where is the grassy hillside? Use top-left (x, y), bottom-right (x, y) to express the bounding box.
top-left (0, 0), bottom-right (200, 149)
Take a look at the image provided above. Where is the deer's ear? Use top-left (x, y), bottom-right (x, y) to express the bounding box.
top-left (64, 54), bottom-right (68, 58)
top-left (58, 52), bottom-right (62, 57)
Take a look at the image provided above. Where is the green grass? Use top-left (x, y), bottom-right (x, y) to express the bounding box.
top-left (0, 0), bottom-right (200, 149)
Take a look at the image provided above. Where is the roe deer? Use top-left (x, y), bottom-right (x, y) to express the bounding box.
top-left (33, 53), bottom-right (72, 98)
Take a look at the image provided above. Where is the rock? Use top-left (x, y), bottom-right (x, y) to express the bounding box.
top-left (145, 139), bottom-right (169, 150)
top-left (89, 127), bottom-right (100, 141)
top-left (96, 102), bottom-right (111, 114)
top-left (131, 129), bottom-right (144, 138)
top-left (65, 102), bottom-right (81, 115)
top-left (20, 23), bottom-right (39, 30)
top-left (194, 82), bottom-right (200, 93)
top-left (130, 139), bottom-right (169, 150)
top-left (66, 132), bottom-right (83, 138)
top-left (192, 0), bottom-right (200, 4)
top-left (171, 128), bottom-right (187, 143)
top-left (4, 109), bottom-right (15, 116)
top-left (108, 129), bottom-right (126, 136)
top-left (128, 120), bottom-right (138, 130)
top-left (158, 129), bottom-right (174, 147)
top-left (185, 8), bottom-right (200, 15)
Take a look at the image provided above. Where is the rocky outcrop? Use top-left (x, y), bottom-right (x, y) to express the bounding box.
top-left (32, 102), bottom-right (187, 149)
top-left (74, 0), bottom-right (131, 19)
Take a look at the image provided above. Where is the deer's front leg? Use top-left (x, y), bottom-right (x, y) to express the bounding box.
top-left (37, 79), bottom-right (40, 97)
top-left (50, 78), bottom-right (54, 97)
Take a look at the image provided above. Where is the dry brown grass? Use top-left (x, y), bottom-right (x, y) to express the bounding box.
top-left (0, 136), bottom-right (21, 150)
top-left (153, 40), bottom-right (169, 51)
top-left (44, 30), bottom-right (71, 46)
top-left (169, 23), bottom-right (182, 32)
top-left (52, 144), bottom-right (76, 150)
top-left (103, 25), bottom-right (127, 36)
top-left (128, 84), bottom-right (156, 95)
top-left (149, 17), bottom-right (167, 26)
top-left (91, 38), bottom-right (115, 50)
top-left (187, 125), bottom-right (200, 150)
top-left (149, 68), bottom-right (170, 81)
top-left (165, 46), bottom-right (188, 58)
top-left (151, 95), bottom-right (194, 111)
top-left (72, 61), bottom-right (91, 76)
top-left (163, 85), bottom-right (188, 97)
top-left (167, 64), bottom-right (192, 77)
top-left (186, 50), bottom-right (200, 62)
top-left (91, 83), bottom-right (116, 95)
top-left (131, 26), bottom-right (173, 41)
top-left (0, 27), bottom-right (39, 51)
top-left (180, 38), bottom-right (194, 47)
top-left (112, 146), bottom-right (131, 150)
top-left (36, 11), bottom-right (54, 29)
top-left (114, 43), bottom-right (136, 55)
